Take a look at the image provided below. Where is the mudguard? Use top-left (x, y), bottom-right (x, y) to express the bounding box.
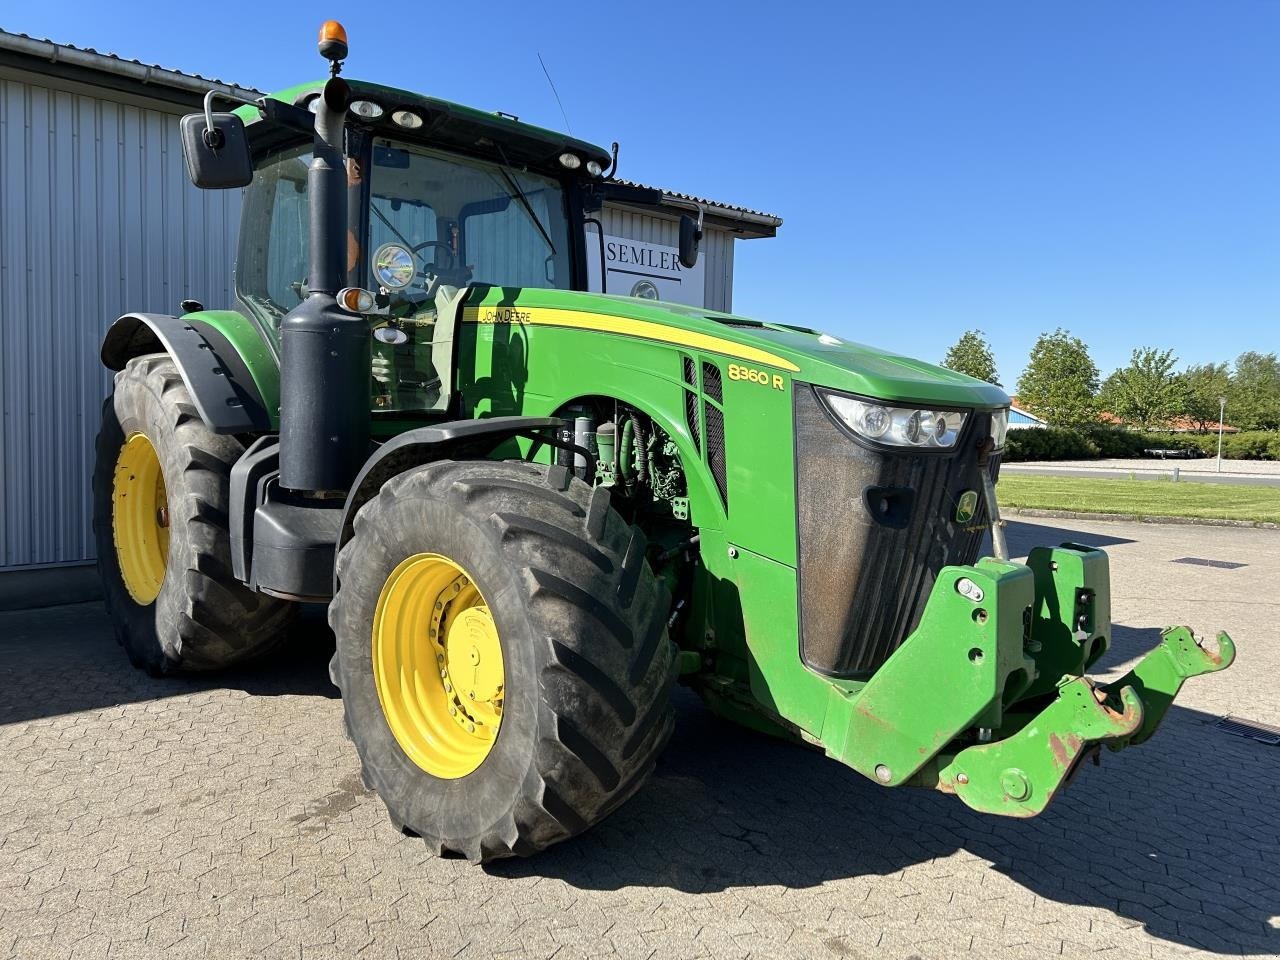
top-left (100, 312), bottom-right (276, 434)
top-left (334, 416), bottom-right (568, 584)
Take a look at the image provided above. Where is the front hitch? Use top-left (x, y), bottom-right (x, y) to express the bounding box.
top-left (819, 544), bottom-right (1236, 818)
top-left (936, 628), bottom-right (1233, 816)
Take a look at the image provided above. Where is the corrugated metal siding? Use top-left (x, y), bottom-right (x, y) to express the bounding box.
top-left (0, 76), bottom-right (240, 569)
top-left (598, 207), bottom-right (734, 312)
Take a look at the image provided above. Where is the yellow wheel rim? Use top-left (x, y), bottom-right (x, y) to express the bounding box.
top-left (372, 553), bottom-right (504, 778)
top-left (111, 433), bottom-right (169, 605)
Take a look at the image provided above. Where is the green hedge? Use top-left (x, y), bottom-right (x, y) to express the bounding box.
top-left (1003, 426), bottom-right (1279, 462)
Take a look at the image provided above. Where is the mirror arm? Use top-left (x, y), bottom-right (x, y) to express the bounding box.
top-left (201, 89), bottom-right (261, 149)
top-left (602, 141), bottom-right (619, 180)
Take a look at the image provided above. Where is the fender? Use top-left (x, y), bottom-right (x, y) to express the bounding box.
top-left (101, 311), bottom-right (279, 434)
top-left (334, 416), bottom-right (567, 587)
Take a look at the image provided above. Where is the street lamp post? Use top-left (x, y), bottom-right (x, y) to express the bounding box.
top-left (1217, 396), bottom-right (1226, 473)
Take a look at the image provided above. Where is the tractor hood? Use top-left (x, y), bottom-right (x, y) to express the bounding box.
top-left (464, 287), bottom-right (1010, 411)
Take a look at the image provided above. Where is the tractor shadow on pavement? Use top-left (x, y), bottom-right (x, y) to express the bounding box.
top-left (493, 638), bottom-right (1278, 956)
top-left (0, 602), bottom-right (339, 725)
top-left (993, 519), bottom-right (1136, 557)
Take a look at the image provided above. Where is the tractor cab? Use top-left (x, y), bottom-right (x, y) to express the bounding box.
top-left (230, 80), bottom-right (609, 417)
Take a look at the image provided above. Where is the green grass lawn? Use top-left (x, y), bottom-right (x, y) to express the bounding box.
top-left (997, 475), bottom-right (1280, 524)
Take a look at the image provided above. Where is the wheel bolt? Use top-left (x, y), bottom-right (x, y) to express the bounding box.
top-left (467, 723), bottom-right (475, 733)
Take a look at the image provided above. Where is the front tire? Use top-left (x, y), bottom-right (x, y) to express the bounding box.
top-left (92, 354), bottom-right (296, 673)
top-left (329, 460), bottom-right (676, 861)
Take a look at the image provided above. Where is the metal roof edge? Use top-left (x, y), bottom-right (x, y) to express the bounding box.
top-left (611, 179), bottom-right (783, 236)
top-left (0, 29), bottom-right (261, 105)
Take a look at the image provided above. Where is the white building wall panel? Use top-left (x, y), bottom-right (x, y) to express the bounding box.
top-left (0, 77), bottom-right (241, 569)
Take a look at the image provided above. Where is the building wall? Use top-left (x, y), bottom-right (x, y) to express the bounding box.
top-left (0, 73), bottom-right (741, 572)
top-left (0, 74), bottom-right (241, 571)
top-left (597, 206), bottom-right (735, 312)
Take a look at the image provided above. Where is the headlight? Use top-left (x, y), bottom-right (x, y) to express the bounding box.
top-left (820, 391), bottom-right (969, 450)
top-left (371, 242), bottom-right (416, 289)
top-left (392, 109), bottom-right (423, 129)
top-left (990, 407), bottom-right (1009, 450)
top-left (349, 99), bottom-right (384, 119)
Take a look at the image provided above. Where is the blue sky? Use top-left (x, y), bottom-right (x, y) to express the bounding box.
top-left (10, 2), bottom-right (1276, 386)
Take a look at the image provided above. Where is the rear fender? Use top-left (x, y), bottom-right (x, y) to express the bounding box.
top-left (100, 311), bottom-right (279, 434)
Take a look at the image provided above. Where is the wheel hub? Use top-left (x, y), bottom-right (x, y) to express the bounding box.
top-left (373, 554), bottom-right (504, 778)
top-left (111, 433), bottom-right (169, 605)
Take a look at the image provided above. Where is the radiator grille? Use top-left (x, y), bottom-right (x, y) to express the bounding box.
top-left (794, 385), bottom-right (999, 677)
top-left (705, 403), bottom-right (728, 507)
top-left (684, 388), bottom-right (702, 454)
top-left (702, 362), bottom-right (723, 403)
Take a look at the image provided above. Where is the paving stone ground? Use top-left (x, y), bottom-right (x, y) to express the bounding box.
top-left (1, 516), bottom-right (1277, 960)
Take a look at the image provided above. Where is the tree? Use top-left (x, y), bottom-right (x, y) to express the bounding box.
top-left (1098, 348), bottom-right (1186, 430)
top-left (1015, 329), bottom-right (1099, 425)
top-left (941, 329), bottom-right (1000, 385)
top-left (1229, 351), bottom-right (1280, 431)
top-left (1178, 362), bottom-right (1232, 432)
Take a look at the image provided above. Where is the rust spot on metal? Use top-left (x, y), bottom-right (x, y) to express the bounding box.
top-left (347, 231), bottom-right (361, 273)
top-left (1199, 638), bottom-right (1224, 666)
top-left (1048, 733), bottom-right (1073, 771)
top-left (853, 704), bottom-right (895, 732)
top-left (346, 156), bottom-right (364, 185)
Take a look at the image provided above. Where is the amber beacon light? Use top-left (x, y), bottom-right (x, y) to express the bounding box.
top-left (318, 20), bottom-right (349, 62)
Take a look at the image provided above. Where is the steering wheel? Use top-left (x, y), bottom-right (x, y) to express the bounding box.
top-left (411, 240), bottom-right (452, 256)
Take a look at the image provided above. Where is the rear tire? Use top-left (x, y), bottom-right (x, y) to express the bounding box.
top-left (92, 354), bottom-right (297, 673)
top-left (329, 460), bottom-right (676, 862)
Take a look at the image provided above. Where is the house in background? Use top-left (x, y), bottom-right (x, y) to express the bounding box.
top-left (1007, 401), bottom-right (1046, 429)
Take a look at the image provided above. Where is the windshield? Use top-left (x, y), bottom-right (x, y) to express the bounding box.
top-left (234, 138), bottom-right (576, 417)
top-left (369, 139), bottom-right (572, 291)
top-left (361, 140), bottom-right (574, 414)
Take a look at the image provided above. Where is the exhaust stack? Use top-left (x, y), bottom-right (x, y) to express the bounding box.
top-left (277, 37), bottom-right (370, 492)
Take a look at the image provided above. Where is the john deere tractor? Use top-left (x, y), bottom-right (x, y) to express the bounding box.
top-left (93, 22), bottom-right (1234, 861)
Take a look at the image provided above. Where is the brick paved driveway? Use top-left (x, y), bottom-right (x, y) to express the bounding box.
top-left (1, 516), bottom-right (1277, 960)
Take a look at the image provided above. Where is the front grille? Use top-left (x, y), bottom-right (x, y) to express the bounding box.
top-left (702, 361), bottom-right (723, 403)
top-left (794, 385), bottom-right (1000, 678)
top-left (684, 388), bottom-right (702, 454)
top-left (705, 403), bottom-right (728, 506)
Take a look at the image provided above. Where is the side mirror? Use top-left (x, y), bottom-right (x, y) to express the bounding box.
top-left (179, 112), bottom-right (253, 189)
top-left (679, 213), bottom-right (703, 269)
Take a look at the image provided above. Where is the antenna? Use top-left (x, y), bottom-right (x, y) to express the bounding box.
top-left (537, 53), bottom-right (573, 136)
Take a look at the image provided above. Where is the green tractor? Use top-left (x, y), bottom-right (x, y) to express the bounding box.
top-left (93, 22), bottom-right (1234, 861)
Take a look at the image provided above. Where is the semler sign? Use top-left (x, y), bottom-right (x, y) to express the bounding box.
top-left (586, 234), bottom-right (706, 307)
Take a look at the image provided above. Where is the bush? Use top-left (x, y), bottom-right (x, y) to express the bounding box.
top-left (1079, 426), bottom-right (1151, 459)
top-left (1003, 426), bottom-right (1279, 461)
top-left (1004, 426), bottom-right (1099, 462)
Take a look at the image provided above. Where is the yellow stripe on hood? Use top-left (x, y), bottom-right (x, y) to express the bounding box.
top-left (462, 306), bottom-right (801, 373)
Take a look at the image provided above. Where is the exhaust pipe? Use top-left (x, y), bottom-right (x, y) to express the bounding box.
top-left (277, 76), bottom-right (370, 492)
